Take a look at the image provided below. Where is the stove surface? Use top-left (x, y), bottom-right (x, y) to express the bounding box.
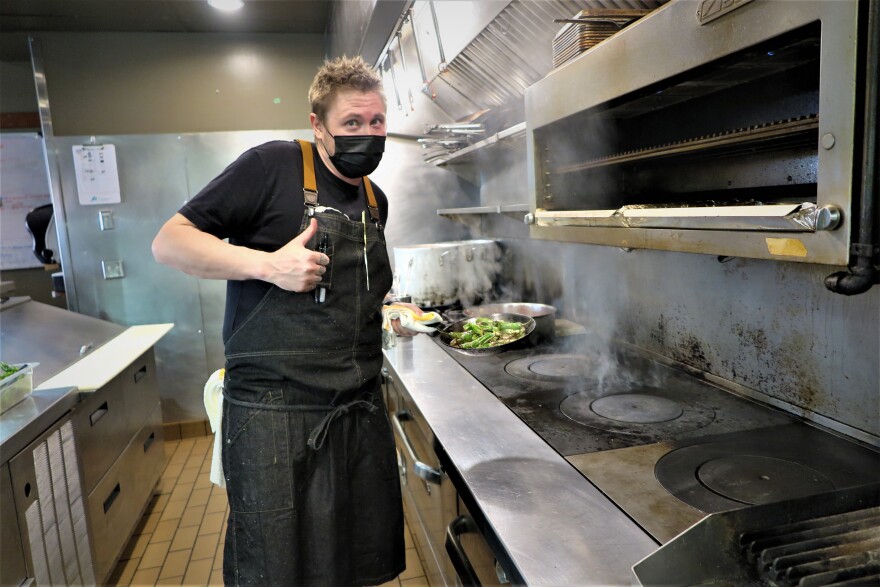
top-left (436, 335), bottom-right (880, 544)
top-left (438, 337), bottom-right (793, 456)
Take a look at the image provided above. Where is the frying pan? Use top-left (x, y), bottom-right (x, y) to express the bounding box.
top-left (436, 313), bottom-right (536, 357)
top-left (464, 303), bottom-right (556, 342)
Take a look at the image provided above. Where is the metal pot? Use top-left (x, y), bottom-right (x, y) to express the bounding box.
top-left (464, 303), bottom-right (556, 342)
top-left (393, 240), bottom-right (500, 308)
top-left (437, 313), bottom-right (537, 356)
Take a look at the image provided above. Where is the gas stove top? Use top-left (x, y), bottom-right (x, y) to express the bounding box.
top-left (439, 338), bottom-right (793, 456)
top-left (436, 336), bottom-right (880, 543)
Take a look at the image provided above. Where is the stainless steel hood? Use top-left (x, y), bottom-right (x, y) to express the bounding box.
top-left (378, 0), bottom-right (666, 134)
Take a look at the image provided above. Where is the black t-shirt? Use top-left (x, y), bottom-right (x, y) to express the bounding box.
top-left (179, 140), bottom-right (389, 342)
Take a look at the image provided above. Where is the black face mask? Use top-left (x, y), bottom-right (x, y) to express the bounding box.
top-left (323, 131), bottom-right (386, 178)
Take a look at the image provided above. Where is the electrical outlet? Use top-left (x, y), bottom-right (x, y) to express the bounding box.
top-left (99, 210), bottom-right (115, 230)
top-left (101, 259), bottom-right (125, 279)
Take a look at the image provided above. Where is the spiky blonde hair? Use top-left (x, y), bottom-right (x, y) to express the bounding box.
top-left (308, 55), bottom-right (385, 123)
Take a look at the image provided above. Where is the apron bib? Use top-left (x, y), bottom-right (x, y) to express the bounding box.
top-left (220, 141), bottom-right (403, 586)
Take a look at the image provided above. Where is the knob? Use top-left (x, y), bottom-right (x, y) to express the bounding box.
top-left (816, 205), bottom-right (842, 231)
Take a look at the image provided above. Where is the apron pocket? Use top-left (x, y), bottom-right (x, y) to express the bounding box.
top-left (223, 390), bottom-right (294, 513)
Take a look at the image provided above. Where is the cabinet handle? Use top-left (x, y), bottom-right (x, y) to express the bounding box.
top-left (90, 402), bottom-right (109, 426)
top-left (134, 365), bottom-right (147, 383)
top-left (143, 431), bottom-right (155, 453)
top-left (390, 410), bottom-right (443, 485)
top-left (446, 515), bottom-right (482, 586)
top-left (103, 483), bottom-right (121, 514)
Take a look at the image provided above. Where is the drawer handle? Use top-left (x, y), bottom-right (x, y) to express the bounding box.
top-left (134, 365), bottom-right (147, 383)
top-left (143, 431), bottom-right (155, 452)
top-left (103, 483), bottom-right (121, 514)
top-left (445, 515), bottom-right (482, 586)
top-left (390, 410), bottom-right (442, 485)
top-left (90, 402), bottom-right (109, 426)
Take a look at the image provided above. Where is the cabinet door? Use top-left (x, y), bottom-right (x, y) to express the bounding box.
top-left (8, 417), bottom-right (96, 586)
top-left (0, 463), bottom-right (27, 587)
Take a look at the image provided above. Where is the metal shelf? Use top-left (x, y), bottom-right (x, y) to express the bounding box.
top-left (437, 203), bottom-right (529, 216)
top-left (433, 122), bottom-right (527, 168)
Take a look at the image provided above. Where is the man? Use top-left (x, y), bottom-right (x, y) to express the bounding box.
top-left (152, 55), bottom-right (417, 586)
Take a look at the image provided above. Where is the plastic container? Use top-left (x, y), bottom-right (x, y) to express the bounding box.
top-left (0, 363), bottom-right (38, 414)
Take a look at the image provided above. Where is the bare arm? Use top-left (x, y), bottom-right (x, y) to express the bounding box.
top-left (151, 213), bottom-right (328, 292)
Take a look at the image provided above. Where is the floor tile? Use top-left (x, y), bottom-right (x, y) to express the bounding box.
top-left (168, 481), bottom-right (195, 503)
top-left (170, 525), bottom-right (199, 552)
top-left (183, 558), bottom-right (213, 585)
top-left (177, 467), bottom-right (199, 485)
top-left (134, 508), bottom-right (162, 535)
top-left (401, 577), bottom-right (431, 586)
top-left (159, 548), bottom-right (190, 579)
top-left (199, 510), bottom-right (225, 535)
top-left (209, 568), bottom-right (223, 585)
top-left (191, 532), bottom-right (220, 561)
top-left (159, 499), bottom-right (186, 522)
top-left (179, 503), bottom-right (207, 528)
top-left (138, 541), bottom-right (171, 570)
top-left (155, 575), bottom-right (183, 585)
top-left (187, 486), bottom-right (212, 508)
top-left (130, 566), bottom-right (160, 585)
top-left (205, 493), bottom-right (227, 514)
top-left (151, 519), bottom-right (179, 544)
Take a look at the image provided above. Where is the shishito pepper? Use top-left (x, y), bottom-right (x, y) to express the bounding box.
top-left (448, 318), bottom-right (527, 349)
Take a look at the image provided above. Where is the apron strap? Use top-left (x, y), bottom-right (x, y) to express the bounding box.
top-left (222, 390), bottom-right (379, 451)
top-left (307, 399), bottom-right (378, 450)
top-left (297, 139), bottom-right (383, 229)
top-left (296, 139), bottom-right (319, 209)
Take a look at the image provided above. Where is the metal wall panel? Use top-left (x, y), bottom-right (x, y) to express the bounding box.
top-left (47, 130), bottom-right (469, 422)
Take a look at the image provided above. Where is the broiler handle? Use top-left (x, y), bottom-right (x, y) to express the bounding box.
top-left (391, 410), bottom-right (443, 485)
top-left (445, 515), bottom-right (482, 586)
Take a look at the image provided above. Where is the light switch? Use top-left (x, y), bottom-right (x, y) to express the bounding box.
top-left (101, 259), bottom-right (125, 279)
top-left (99, 210), bottom-right (115, 230)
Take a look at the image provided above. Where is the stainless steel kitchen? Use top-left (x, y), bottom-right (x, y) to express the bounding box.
top-left (1, 0), bottom-right (878, 586)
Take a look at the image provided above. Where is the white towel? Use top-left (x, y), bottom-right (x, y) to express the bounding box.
top-left (381, 304), bottom-right (442, 349)
top-left (203, 368), bottom-right (226, 488)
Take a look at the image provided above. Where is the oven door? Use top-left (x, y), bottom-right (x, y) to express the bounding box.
top-left (445, 497), bottom-right (508, 586)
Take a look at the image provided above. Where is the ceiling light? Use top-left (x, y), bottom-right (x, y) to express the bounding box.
top-left (208, 0), bottom-right (244, 12)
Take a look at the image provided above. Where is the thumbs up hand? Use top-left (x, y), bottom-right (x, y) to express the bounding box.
top-left (264, 218), bottom-right (329, 292)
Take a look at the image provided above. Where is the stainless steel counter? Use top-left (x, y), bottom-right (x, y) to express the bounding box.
top-left (383, 335), bottom-right (658, 585)
top-left (0, 386), bottom-right (78, 462)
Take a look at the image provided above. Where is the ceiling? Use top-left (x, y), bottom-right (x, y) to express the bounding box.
top-left (0, 0), bottom-right (333, 61)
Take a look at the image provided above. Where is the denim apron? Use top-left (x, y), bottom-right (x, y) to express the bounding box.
top-left (220, 141), bottom-right (404, 586)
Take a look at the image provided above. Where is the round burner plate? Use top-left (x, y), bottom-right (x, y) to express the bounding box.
top-left (590, 393), bottom-right (684, 423)
top-left (558, 386), bottom-right (715, 436)
top-left (697, 455), bottom-right (836, 505)
top-left (505, 354), bottom-right (597, 382)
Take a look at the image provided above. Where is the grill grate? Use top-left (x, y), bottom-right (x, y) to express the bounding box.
top-left (740, 506), bottom-right (880, 586)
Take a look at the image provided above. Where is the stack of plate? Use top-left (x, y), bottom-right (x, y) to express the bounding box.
top-left (553, 9), bottom-right (651, 69)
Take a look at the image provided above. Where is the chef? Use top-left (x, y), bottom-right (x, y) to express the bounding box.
top-left (152, 55), bottom-right (421, 586)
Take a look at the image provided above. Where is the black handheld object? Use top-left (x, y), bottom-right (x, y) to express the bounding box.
top-left (314, 234), bottom-right (329, 303)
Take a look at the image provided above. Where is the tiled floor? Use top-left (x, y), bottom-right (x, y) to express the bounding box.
top-left (108, 435), bottom-right (428, 586)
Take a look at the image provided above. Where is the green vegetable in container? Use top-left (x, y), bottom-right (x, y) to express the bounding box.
top-left (0, 362), bottom-right (23, 381)
top-left (448, 319), bottom-right (527, 349)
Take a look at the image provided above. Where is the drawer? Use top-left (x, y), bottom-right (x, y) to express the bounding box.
top-left (122, 350), bottom-right (160, 433)
top-left (87, 402), bottom-right (164, 584)
top-left (73, 378), bottom-right (129, 494)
